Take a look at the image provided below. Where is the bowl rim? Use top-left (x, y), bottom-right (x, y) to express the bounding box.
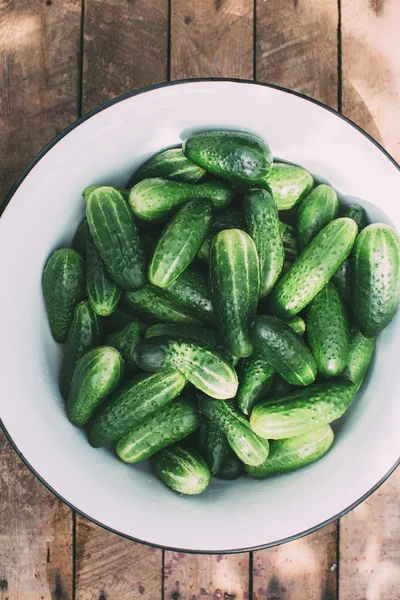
top-left (1, 77), bottom-right (399, 554)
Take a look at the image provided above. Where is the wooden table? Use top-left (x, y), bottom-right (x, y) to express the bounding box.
top-left (1, 1), bottom-right (399, 598)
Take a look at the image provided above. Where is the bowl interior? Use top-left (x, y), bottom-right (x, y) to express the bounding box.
top-left (1, 81), bottom-right (399, 552)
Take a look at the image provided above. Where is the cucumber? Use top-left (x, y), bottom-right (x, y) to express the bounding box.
top-left (152, 445), bottom-right (210, 495)
top-left (86, 187), bottom-right (146, 291)
top-left (251, 315), bottom-right (316, 386)
top-left (197, 233), bottom-right (214, 263)
top-left (237, 356), bottom-right (275, 415)
top-left (216, 450), bottom-right (244, 480)
top-left (102, 306), bottom-right (139, 335)
top-left (145, 323), bottom-right (218, 347)
top-left (59, 301), bottom-right (102, 399)
top-left (89, 369), bottom-right (186, 447)
top-left (149, 199), bottom-right (212, 287)
top-left (86, 232), bottom-right (121, 316)
top-left (67, 346), bottom-right (123, 426)
top-left (351, 224), bottom-right (400, 337)
top-left (131, 148), bottom-right (207, 184)
top-left (83, 185), bottom-right (130, 202)
top-left (269, 218), bottom-right (358, 316)
top-left (332, 259), bottom-right (351, 300)
top-left (197, 417), bottom-right (230, 475)
top-left (197, 210), bottom-right (245, 263)
top-left (264, 163), bottom-right (314, 210)
top-left (297, 185), bottom-right (339, 251)
top-left (42, 249), bottom-right (85, 343)
top-left (162, 268), bottom-right (215, 325)
top-left (307, 283), bottom-right (350, 376)
top-left (124, 286), bottom-right (202, 325)
top-left (116, 397), bottom-right (200, 463)
top-left (198, 396), bottom-right (269, 467)
top-left (72, 219), bottom-right (89, 257)
top-left (250, 380), bottom-right (356, 439)
top-left (284, 315), bottom-right (306, 336)
top-left (343, 204), bottom-right (367, 231)
top-left (106, 321), bottom-right (141, 373)
top-left (210, 229), bottom-right (260, 358)
top-left (342, 328), bottom-right (376, 392)
top-left (140, 231), bottom-right (157, 260)
top-left (268, 375), bottom-right (294, 398)
top-left (246, 425), bottom-right (334, 478)
top-left (183, 130), bottom-right (272, 184)
top-left (135, 337), bottom-right (238, 399)
top-left (280, 222), bottom-right (298, 261)
top-left (129, 178), bottom-right (232, 223)
top-left (244, 188), bottom-right (284, 298)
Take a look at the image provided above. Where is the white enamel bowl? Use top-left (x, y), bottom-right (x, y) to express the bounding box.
top-left (0, 80), bottom-right (399, 553)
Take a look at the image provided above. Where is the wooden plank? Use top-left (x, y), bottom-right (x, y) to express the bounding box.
top-left (0, 431), bottom-right (73, 600)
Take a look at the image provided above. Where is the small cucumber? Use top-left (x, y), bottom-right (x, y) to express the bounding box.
top-left (42, 249), bottom-right (85, 343)
top-left (145, 323), bottom-right (217, 347)
top-left (198, 210), bottom-right (245, 263)
top-left (183, 130), bottom-right (272, 184)
top-left (297, 185), bottom-right (339, 251)
top-left (280, 222), bottom-right (298, 261)
top-left (284, 315), bottom-right (306, 336)
top-left (86, 187), bottom-right (146, 291)
top-left (351, 224), bottom-right (400, 337)
top-left (197, 232), bottom-right (214, 263)
top-left (102, 306), bottom-right (139, 335)
top-left (342, 328), bottom-right (376, 392)
top-left (251, 315), bottom-right (316, 386)
top-left (149, 199), bottom-right (212, 287)
top-left (72, 219), bottom-right (89, 257)
top-left (216, 450), bottom-right (244, 480)
top-left (268, 375), bottom-right (294, 398)
top-left (332, 259), bottom-right (351, 300)
top-left (89, 369), bottom-right (186, 447)
top-left (197, 417), bottom-right (230, 475)
top-left (244, 188), bottom-right (284, 298)
top-left (162, 268), bottom-right (215, 325)
top-left (59, 301), bottom-right (102, 399)
top-left (270, 218), bottom-right (358, 316)
top-left (106, 321), bottom-right (141, 373)
top-left (250, 380), bottom-right (355, 439)
top-left (124, 286), bottom-right (203, 325)
top-left (116, 397), bottom-right (200, 463)
top-left (67, 346), bottom-right (123, 426)
top-left (152, 445), bottom-right (210, 495)
top-left (246, 425), bottom-right (334, 478)
top-left (86, 231), bottom-right (121, 316)
top-left (129, 178), bottom-right (232, 223)
top-left (131, 148), bottom-right (207, 184)
top-left (264, 163), bottom-right (314, 210)
top-left (237, 356), bottom-right (275, 415)
top-left (135, 337), bottom-right (238, 400)
top-left (343, 204), bottom-right (367, 231)
top-left (307, 283), bottom-right (350, 376)
top-left (83, 185), bottom-right (130, 202)
top-left (210, 229), bottom-right (260, 358)
top-left (198, 396), bottom-right (269, 467)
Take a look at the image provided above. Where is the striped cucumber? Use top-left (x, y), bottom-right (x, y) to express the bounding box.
top-left (152, 445), bottom-right (210, 495)
top-left (131, 147), bottom-right (207, 184)
top-left (86, 230), bottom-right (121, 316)
top-left (83, 185), bottom-right (130, 202)
top-left (343, 204), bottom-right (367, 231)
top-left (284, 315), bottom-right (306, 336)
top-left (264, 163), bottom-right (314, 210)
top-left (198, 209), bottom-right (245, 262)
top-left (237, 356), bottom-right (275, 415)
top-left (280, 222), bottom-right (298, 261)
top-left (162, 268), bottom-right (215, 325)
top-left (145, 323), bottom-right (217, 347)
top-left (197, 417), bottom-right (230, 475)
top-left (332, 259), bottom-right (351, 300)
top-left (106, 321), bottom-right (141, 373)
top-left (342, 328), bottom-right (376, 392)
top-left (297, 184), bottom-right (339, 251)
top-left (124, 286), bottom-right (202, 325)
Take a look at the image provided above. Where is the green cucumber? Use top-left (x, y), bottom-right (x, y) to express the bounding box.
top-left (152, 445), bottom-right (210, 495)
top-left (42, 249), bottom-right (85, 343)
top-left (72, 219), bottom-right (88, 257)
top-left (250, 380), bottom-right (356, 439)
top-left (237, 356), bottom-right (275, 415)
top-left (351, 224), bottom-right (400, 337)
top-left (251, 315), bottom-right (316, 386)
top-left (89, 369), bottom-right (186, 447)
top-left (129, 178), bottom-right (232, 223)
top-left (135, 337), bottom-right (238, 399)
top-left (145, 323), bottom-right (217, 347)
top-left (270, 218), bottom-right (358, 316)
top-left (343, 204), bottom-right (367, 231)
top-left (268, 375), bottom-right (294, 398)
top-left (86, 187), bottom-right (146, 291)
top-left (264, 163), bottom-right (314, 210)
top-left (197, 417), bottom-right (230, 475)
top-left (59, 301), bottom-right (102, 399)
top-left (244, 188), bottom-right (284, 298)
top-left (246, 425), bottom-right (334, 478)
top-left (197, 210), bottom-right (245, 263)
top-left (67, 346), bottom-right (123, 426)
top-left (86, 232), bottom-right (121, 316)
top-left (332, 259), bottom-right (351, 300)
top-left (342, 328), bottom-right (376, 392)
top-left (83, 185), bottom-right (130, 202)
top-left (116, 397), bottom-right (200, 463)
top-left (102, 306), bottom-right (139, 335)
top-left (124, 286), bottom-right (202, 325)
top-left (297, 185), bottom-right (339, 251)
top-left (140, 231), bottom-right (157, 260)
top-left (210, 229), bottom-right (260, 358)
top-left (183, 130), bottom-right (272, 184)
top-left (131, 148), bottom-right (207, 184)
top-left (149, 199), bottom-right (212, 287)
top-left (307, 283), bottom-right (350, 376)
top-left (280, 222), bottom-right (298, 261)
top-left (216, 450), bottom-right (244, 480)
top-left (198, 396), bottom-right (269, 467)
top-left (162, 268), bottom-right (215, 325)
top-left (284, 315), bottom-right (306, 336)
top-left (106, 321), bottom-right (141, 373)
top-left (197, 232), bottom-right (214, 263)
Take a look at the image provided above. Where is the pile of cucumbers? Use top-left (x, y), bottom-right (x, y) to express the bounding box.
top-left (42, 130), bottom-right (400, 495)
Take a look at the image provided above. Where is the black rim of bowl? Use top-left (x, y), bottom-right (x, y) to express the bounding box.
top-left (1, 77), bottom-right (399, 555)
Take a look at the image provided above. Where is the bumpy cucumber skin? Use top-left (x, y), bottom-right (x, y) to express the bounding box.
top-left (116, 397), bottom-right (200, 463)
top-left (210, 229), bottom-right (260, 358)
top-left (342, 328), bottom-right (376, 392)
top-left (264, 163), bottom-right (314, 210)
top-left (270, 218), bottom-right (358, 316)
top-left (246, 425), bottom-right (334, 478)
top-left (251, 315), bottom-right (317, 386)
top-left (307, 283), bottom-right (350, 376)
top-left (250, 380), bottom-right (355, 439)
top-left (83, 185), bottom-right (130, 202)
top-left (102, 307), bottom-right (138, 335)
top-left (183, 130), bottom-right (272, 184)
top-left (217, 450), bottom-right (244, 480)
top-left (59, 301), bottom-right (102, 400)
top-left (131, 148), bottom-right (207, 184)
top-left (145, 323), bottom-right (218, 347)
top-left (86, 234), bottom-right (121, 316)
top-left (197, 417), bottom-right (230, 475)
top-left (332, 259), bottom-right (351, 300)
top-left (198, 210), bottom-right (245, 262)
top-left (162, 268), bottom-right (215, 325)
top-left (106, 321), bottom-right (141, 373)
top-left (67, 346), bottom-right (123, 426)
top-left (198, 396), bottom-right (269, 467)
top-left (244, 188), bottom-right (284, 298)
top-left (343, 204), bottom-right (367, 231)
top-left (237, 356), bottom-right (275, 415)
top-left (284, 315), bottom-right (306, 336)
top-left (280, 222), bottom-right (298, 261)
top-left (297, 185), bottom-right (339, 251)
top-left (129, 178), bottom-right (232, 223)
top-left (42, 249), bottom-right (85, 343)
top-left (149, 199), bottom-right (212, 288)
top-left (351, 224), bottom-right (400, 337)
top-left (152, 445), bottom-right (211, 495)
top-left (124, 286), bottom-right (202, 325)
top-left (72, 220), bottom-right (89, 257)
top-left (86, 187), bottom-right (146, 291)
top-left (89, 369), bottom-right (186, 447)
